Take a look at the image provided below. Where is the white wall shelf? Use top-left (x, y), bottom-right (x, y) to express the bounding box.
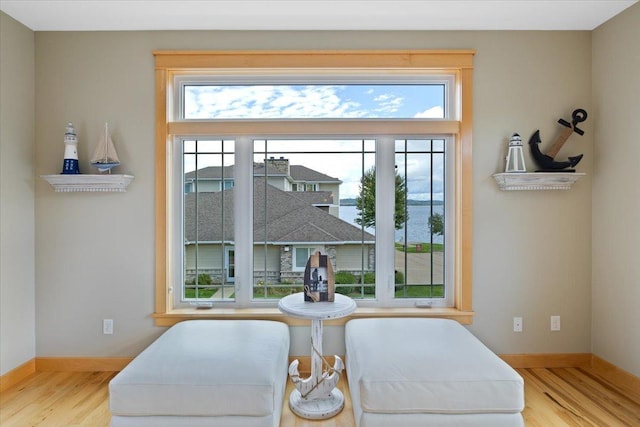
top-left (492, 172), bottom-right (585, 191)
top-left (41, 174), bottom-right (134, 192)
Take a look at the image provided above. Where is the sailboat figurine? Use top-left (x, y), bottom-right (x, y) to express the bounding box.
top-left (91, 123), bottom-right (120, 173)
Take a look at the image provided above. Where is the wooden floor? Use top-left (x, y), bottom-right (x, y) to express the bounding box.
top-left (1, 367), bottom-right (638, 426)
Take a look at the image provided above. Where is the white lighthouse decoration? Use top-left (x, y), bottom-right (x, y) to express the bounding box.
top-left (505, 133), bottom-right (527, 173)
top-left (61, 122), bottom-right (80, 174)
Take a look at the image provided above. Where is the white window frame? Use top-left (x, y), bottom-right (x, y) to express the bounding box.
top-left (172, 132), bottom-right (453, 309)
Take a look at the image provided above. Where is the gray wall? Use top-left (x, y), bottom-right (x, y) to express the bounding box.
top-left (1, 6), bottom-right (637, 378)
top-left (0, 12), bottom-right (36, 376)
top-left (592, 2), bottom-right (640, 377)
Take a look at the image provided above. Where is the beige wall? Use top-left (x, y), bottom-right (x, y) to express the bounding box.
top-left (31, 30), bottom-right (595, 359)
top-left (0, 12), bottom-right (36, 375)
top-left (2, 7), bottom-right (637, 381)
top-left (592, 2), bottom-right (640, 377)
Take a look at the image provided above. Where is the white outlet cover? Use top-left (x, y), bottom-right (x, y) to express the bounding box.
top-left (103, 319), bottom-right (114, 334)
top-left (513, 317), bottom-right (523, 332)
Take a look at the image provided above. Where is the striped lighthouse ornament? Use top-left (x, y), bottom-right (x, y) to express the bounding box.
top-left (61, 122), bottom-right (80, 174)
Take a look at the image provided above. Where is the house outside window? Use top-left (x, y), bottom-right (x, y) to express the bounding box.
top-left (154, 51), bottom-right (473, 323)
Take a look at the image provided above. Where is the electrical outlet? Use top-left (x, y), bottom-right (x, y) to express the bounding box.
top-left (513, 317), bottom-right (523, 332)
top-left (103, 319), bottom-right (114, 335)
top-left (550, 315), bottom-right (561, 331)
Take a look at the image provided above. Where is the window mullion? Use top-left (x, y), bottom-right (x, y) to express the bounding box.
top-left (375, 136), bottom-right (396, 305)
top-left (234, 136), bottom-right (253, 307)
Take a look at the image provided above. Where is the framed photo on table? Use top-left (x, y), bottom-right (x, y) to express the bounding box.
top-left (303, 251), bottom-right (335, 302)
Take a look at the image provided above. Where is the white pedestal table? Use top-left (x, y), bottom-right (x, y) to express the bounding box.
top-left (278, 292), bottom-right (356, 420)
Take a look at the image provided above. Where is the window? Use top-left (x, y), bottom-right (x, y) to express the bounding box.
top-left (180, 82), bottom-right (449, 120)
top-left (182, 139), bottom-right (235, 302)
top-left (394, 138), bottom-right (453, 306)
top-left (225, 248), bottom-right (235, 282)
top-left (251, 138), bottom-right (375, 301)
top-left (294, 247), bottom-right (315, 270)
top-left (154, 51), bottom-right (474, 324)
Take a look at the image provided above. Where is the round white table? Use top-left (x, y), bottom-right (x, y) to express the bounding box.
top-left (278, 292), bottom-right (356, 420)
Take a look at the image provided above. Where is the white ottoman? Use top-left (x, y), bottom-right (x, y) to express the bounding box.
top-left (109, 320), bottom-right (290, 427)
top-left (345, 318), bottom-right (524, 427)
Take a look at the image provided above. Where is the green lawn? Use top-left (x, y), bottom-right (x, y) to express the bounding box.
top-left (253, 285), bottom-right (303, 299)
top-left (250, 284), bottom-right (443, 299)
top-left (395, 242), bottom-right (444, 253)
top-left (394, 284), bottom-right (444, 298)
top-left (186, 283), bottom-right (443, 299)
top-left (184, 285), bottom-right (234, 299)
top-left (184, 288), bottom-right (216, 298)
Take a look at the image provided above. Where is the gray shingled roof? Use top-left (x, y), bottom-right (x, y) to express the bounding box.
top-left (184, 178), bottom-right (374, 243)
top-left (289, 191), bottom-right (334, 205)
top-left (289, 165), bottom-right (342, 183)
top-left (250, 162), bottom-right (286, 177)
top-left (184, 165), bottom-right (234, 180)
top-left (183, 164), bottom-right (341, 183)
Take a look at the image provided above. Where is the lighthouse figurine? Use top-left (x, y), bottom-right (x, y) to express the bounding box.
top-left (505, 133), bottom-right (527, 173)
top-left (61, 122), bottom-right (80, 174)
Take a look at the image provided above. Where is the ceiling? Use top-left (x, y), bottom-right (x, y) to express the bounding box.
top-left (0, 0), bottom-right (637, 32)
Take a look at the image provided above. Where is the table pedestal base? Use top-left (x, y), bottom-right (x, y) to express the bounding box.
top-left (288, 388), bottom-right (344, 420)
top-left (278, 294), bottom-right (356, 421)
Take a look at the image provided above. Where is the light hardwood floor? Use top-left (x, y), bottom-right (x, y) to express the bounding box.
top-left (1, 367), bottom-right (638, 426)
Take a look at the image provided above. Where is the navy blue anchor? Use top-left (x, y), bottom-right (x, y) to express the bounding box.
top-left (529, 109), bottom-right (587, 171)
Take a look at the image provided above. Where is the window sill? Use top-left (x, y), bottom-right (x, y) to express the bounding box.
top-left (153, 307), bottom-right (475, 327)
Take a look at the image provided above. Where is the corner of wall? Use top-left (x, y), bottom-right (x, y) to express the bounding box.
top-left (0, 11), bottom-right (37, 376)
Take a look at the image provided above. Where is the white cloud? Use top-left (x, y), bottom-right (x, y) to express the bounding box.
top-left (372, 93), bottom-right (404, 114)
top-left (186, 85), bottom-right (369, 119)
top-left (413, 106), bottom-right (444, 118)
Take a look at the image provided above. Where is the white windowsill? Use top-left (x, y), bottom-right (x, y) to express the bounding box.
top-left (153, 306), bottom-right (475, 327)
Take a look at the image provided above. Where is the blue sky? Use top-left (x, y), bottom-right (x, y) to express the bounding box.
top-left (184, 84), bottom-right (445, 119)
top-left (184, 84), bottom-right (446, 199)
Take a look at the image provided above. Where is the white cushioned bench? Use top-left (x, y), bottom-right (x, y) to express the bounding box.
top-left (346, 318), bottom-right (524, 427)
top-left (109, 320), bottom-right (290, 427)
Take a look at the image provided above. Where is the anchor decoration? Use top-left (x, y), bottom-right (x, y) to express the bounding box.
top-left (529, 108), bottom-right (587, 172)
top-left (288, 353), bottom-right (345, 401)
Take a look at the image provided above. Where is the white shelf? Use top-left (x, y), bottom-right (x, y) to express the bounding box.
top-left (492, 172), bottom-right (585, 191)
top-left (41, 174), bottom-right (134, 192)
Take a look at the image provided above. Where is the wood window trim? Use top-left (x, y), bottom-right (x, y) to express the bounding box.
top-left (153, 50), bottom-right (475, 325)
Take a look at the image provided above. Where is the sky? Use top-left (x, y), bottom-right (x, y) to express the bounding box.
top-left (183, 84), bottom-right (447, 199)
top-left (184, 84), bottom-right (445, 119)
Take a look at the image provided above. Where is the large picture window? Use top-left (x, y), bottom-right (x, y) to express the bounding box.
top-left (155, 50), bottom-right (474, 324)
